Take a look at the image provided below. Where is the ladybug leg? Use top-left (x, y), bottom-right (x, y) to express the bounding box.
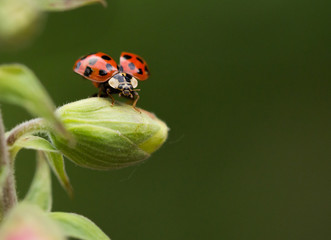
top-left (106, 89), bottom-right (115, 106)
top-left (97, 88), bottom-right (102, 97)
top-left (132, 92), bottom-right (140, 113)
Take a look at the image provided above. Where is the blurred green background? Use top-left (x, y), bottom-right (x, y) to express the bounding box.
top-left (1, 0), bottom-right (331, 239)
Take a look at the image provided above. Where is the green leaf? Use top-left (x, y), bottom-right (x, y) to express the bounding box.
top-left (44, 151), bottom-right (73, 197)
top-left (49, 212), bottom-right (110, 240)
top-left (24, 152), bottom-right (52, 212)
top-left (39, 0), bottom-right (107, 11)
top-left (0, 203), bottom-right (65, 240)
top-left (10, 134), bottom-right (72, 197)
top-left (13, 135), bottom-right (59, 153)
top-left (0, 64), bottom-right (67, 136)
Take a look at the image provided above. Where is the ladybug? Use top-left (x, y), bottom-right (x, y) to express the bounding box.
top-left (73, 52), bottom-right (150, 109)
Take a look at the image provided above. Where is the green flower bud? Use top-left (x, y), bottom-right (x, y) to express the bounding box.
top-left (0, 0), bottom-right (44, 48)
top-left (49, 98), bottom-right (168, 170)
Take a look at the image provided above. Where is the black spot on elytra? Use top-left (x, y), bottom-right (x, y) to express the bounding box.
top-left (101, 55), bottom-right (111, 60)
top-left (123, 54), bottom-right (132, 59)
top-left (99, 70), bottom-right (107, 76)
top-left (106, 63), bottom-right (112, 71)
top-left (137, 68), bottom-right (143, 74)
top-left (84, 66), bottom-right (93, 77)
top-left (88, 58), bottom-right (98, 65)
top-left (136, 57), bottom-right (144, 63)
top-left (144, 65), bottom-right (149, 73)
top-left (128, 62), bottom-right (135, 70)
top-left (75, 61), bottom-right (81, 70)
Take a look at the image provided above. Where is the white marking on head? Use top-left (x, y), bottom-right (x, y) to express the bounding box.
top-left (108, 77), bottom-right (119, 89)
top-left (131, 77), bottom-right (138, 88)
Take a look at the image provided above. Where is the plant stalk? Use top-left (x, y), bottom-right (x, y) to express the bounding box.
top-left (0, 110), bottom-right (17, 222)
top-left (6, 118), bottom-right (48, 146)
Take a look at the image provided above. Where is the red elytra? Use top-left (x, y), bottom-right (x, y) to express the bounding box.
top-left (73, 52), bottom-right (150, 87)
top-left (119, 52), bottom-right (150, 81)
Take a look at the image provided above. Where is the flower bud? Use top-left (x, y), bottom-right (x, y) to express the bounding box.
top-left (50, 98), bottom-right (168, 170)
top-left (0, 0), bottom-right (44, 48)
top-left (0, 203), bottom-right (65, 240)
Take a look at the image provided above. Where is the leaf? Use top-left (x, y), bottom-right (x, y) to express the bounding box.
top-left (39, 0), bottom-right (107, 11)
top-left (44, 151), bottom-right (73, 197)
top-left (0, 64), bottom-right (67, 136)
top-left (13, 135), bottom-right (59, 153)
top-left (49, 212), bottom-right (111, 240)
top-left (10, 135), bottom-right (72, 197)
top-left (0, 203), bottom-right (65, 240)
top-left (24, 152), bottom-right (52, 212)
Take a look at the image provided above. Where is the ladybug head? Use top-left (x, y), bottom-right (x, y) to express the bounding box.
top-left (108, 73), bottom-right (138, 97)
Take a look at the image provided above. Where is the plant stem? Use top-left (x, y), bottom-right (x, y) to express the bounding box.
top-left (0, 110), bottom-right (17, 222)
top-left (6, 118), bottom-right (49, 146)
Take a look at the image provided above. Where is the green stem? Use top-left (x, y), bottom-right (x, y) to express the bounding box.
top-left (0, 117), bottom-right (51, 222)
top-left (0, 110), bottom-right (17, 222)
top-left (6, 118), bottom-right (49, 146)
